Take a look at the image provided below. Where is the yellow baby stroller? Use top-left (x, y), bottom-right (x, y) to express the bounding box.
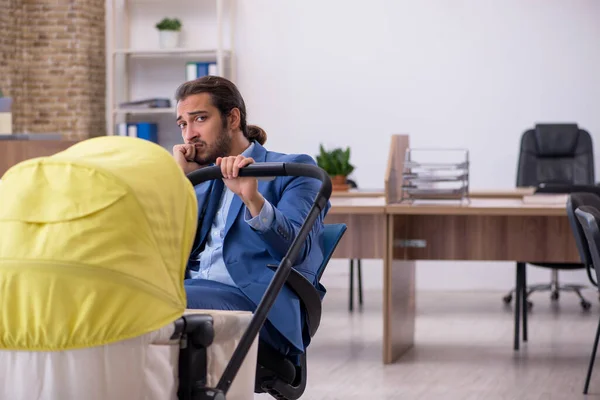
top-left (0, 136), bottom-right (333, 400)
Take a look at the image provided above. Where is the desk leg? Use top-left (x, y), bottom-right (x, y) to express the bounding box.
top-left (514, 262), bottom-right (522, 351)
top-left (383, 214), bottom-right (416, 364)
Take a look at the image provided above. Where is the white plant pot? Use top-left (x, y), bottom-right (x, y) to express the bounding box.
top-left (159, 30), bottom-right (180, 49)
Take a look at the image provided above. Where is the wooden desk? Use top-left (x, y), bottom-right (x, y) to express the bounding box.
top-left (330, 187), bottom-right (535, 199)
top-left (325, 134), bottom-right (581, 363)
top-left (383, 198), bottom-right (579, 364)
top-left (326, 197), bottom-right (387, 260)
top-left (0, 139), bottom-right (78, 176)
top-left (327, 196), bottom-right (580, 364)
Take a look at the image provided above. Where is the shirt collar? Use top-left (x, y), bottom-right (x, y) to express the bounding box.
top-left (241, 141), bottom-right (255, 158)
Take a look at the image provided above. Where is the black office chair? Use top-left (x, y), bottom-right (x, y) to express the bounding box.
top-left (255, 223), bottom-right (347, 399)
top-left (346, 178), bottom-right (363, 312)
top-left (513, 189), bottom-right (600, 352)
top-left (502, 123), bottom-right (595, 310)
top-left (567, 192), bottom-right (600, 289)
top-left (574, 205), bottom-right (600, 394)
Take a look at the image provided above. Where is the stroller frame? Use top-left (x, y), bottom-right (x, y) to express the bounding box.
top-left (178, 162), bottom-right (332, 400)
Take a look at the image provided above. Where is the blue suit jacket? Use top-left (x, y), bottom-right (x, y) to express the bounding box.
top-left (188, 141), bottom-right (330, 354)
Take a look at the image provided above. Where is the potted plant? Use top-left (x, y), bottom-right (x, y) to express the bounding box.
top-left (155, 18), bottom-right (182, 49)
top-left (316, 144), bottom-right (355, 191)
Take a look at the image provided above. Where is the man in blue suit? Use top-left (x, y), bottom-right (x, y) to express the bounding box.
top-left (172, 76), bottom-right (329, 359)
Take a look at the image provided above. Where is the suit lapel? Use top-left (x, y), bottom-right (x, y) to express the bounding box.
top-left (224, 141), bottom-right (268, 236)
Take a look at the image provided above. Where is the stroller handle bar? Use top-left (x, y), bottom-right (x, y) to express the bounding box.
top-left (186, 162), bottom-right (332, 398)
top-left (187, 162), bottom-right (332, 211)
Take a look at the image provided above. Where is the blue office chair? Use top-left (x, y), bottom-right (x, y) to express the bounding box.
top-left (255, 223), bottom-right (347, 400)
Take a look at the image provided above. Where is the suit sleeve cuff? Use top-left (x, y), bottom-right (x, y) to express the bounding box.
top-left (245, 199), bottom-right (275, 232)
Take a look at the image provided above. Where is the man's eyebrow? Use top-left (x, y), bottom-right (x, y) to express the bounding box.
top-left (176, 110), bottom-right (208, 122)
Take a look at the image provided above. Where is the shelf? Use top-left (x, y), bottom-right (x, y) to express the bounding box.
top-left (106, 0), bottom-right (235, 136)
top-left (112, 48), bottom-right (231, 59)
top-left (113, 108), bottom-right (176, 115)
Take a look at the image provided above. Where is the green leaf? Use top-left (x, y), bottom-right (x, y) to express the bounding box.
top-left (156, 18), bottom-right (182, 31)
top-left (315, 144), bottom-right (354, 177)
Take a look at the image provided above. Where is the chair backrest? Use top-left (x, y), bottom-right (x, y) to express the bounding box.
top-left (254, 223), bottom-right (347, 399)
top-left (516, 124), bottom-right (595, 187)
top-left (567, 193), bottom-right (600, 268)
top-left (575, 205), bottom-right (600, 288)
top-left (317, 223), bottom-right (347, 281)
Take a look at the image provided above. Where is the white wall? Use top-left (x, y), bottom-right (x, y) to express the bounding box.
top-left (232, 0), bottom-right (600, 291)
top-left (127, 0), bottom-right (600, 291)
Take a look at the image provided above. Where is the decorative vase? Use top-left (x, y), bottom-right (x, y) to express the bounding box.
top-left (331, 175), bottom-right (349, 191)
top-left (159, 30), bottom-right (180, 49)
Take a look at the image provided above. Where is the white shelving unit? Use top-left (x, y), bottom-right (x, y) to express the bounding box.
top-left (105, 0), bottom-right (236, 150)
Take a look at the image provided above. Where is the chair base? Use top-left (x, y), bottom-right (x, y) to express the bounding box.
top-left (503, 283), bottom-right (593, 310)
top-left (503, 269), bottom-right (594, 311)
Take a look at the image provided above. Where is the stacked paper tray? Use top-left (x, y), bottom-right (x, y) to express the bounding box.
top-left (400, 148), bottom-right (470, 202)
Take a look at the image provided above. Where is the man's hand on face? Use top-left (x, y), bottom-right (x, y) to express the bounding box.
top-left (217, 155), bottom-right (265, 217)
top-left (173, 144), bottom-right (204, 175)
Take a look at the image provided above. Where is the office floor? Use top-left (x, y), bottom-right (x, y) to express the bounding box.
top-left (257, 287), bottom-right (600, 400)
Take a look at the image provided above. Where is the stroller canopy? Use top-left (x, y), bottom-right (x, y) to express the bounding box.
top-left (0, 136), bottom-right (198, 351)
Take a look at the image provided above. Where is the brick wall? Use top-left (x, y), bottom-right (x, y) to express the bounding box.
top-left (0, 0), bottom-right (17, 101)
top-left (0, 0), bottom-right (105, 139)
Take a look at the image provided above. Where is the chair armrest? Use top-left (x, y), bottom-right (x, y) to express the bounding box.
top-left (268, 264), bottom-right (322, 338)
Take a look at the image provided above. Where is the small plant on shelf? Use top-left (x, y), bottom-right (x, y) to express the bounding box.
top-left (155, 18), bottom-right (182, 31)
top-left (155, 18), bottom-right (182, 49)
top-left (316, 144), bottom-right (355, 191)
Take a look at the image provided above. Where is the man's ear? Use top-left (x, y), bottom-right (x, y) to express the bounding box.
top-left (228, 108), bottom-right (241, 131)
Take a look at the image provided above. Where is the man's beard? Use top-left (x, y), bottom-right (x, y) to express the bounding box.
top-left (193, 128), bottom-right (232, 165)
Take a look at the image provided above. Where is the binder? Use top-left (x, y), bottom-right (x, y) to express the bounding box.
top-left (186, 61), bottom-right (218, 81)
top-left (134, 122), bottom-right (158, 143)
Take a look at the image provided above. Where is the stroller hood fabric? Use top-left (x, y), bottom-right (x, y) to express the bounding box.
top-left (0, 136), bottom-right (198, 351)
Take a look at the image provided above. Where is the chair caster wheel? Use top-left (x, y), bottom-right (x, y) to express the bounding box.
top-left (503, 294), bottom-right (512, 304)
top-left (581, 301), bottom-right (592, 311)
top-left (550, 291), bottom-right (559, 301)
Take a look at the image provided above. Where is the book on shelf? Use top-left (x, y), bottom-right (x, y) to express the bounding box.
top-left (186, 61), bottom-right (217, 81)
top-left (116, 122), bottom-right (158, 143)
top-left (118, 98), bottom-right (171, 109)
